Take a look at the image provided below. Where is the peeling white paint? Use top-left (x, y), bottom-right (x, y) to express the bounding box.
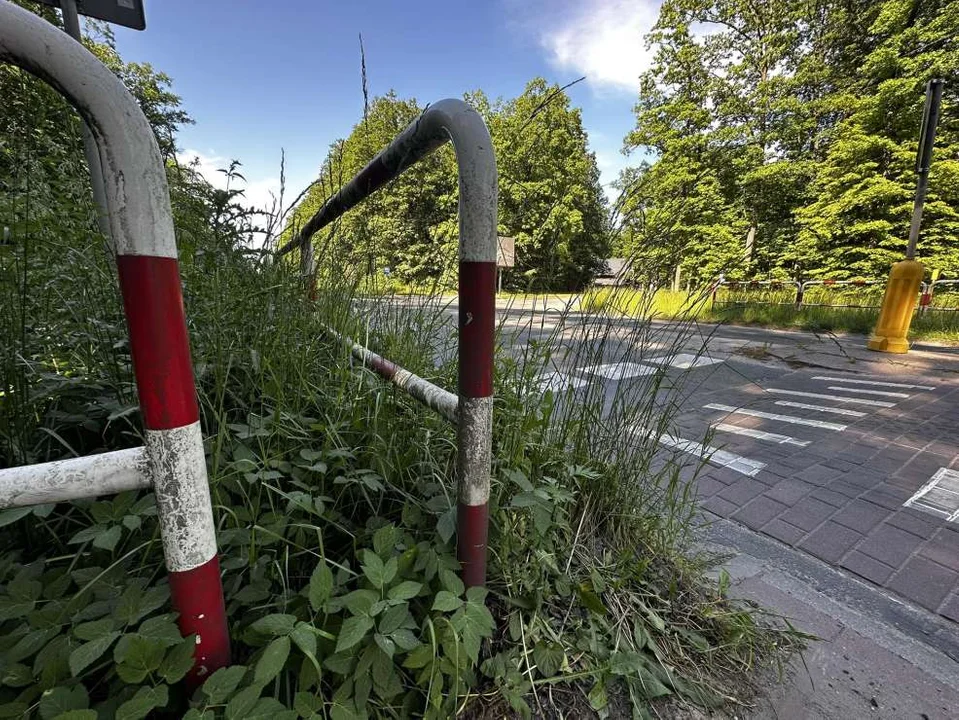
top-left (458, 396), bottom-right (492, 505)
top-left (0, 447), bottom-right (151, 509)
top-left (146, 422), bottom-right (217, 572)
top-left (0, 3), bottom-right (177, 258)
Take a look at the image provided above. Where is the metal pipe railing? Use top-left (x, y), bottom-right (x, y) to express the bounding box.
top-left (0, 0), bottom-right (228, 686)
top-left (276, 99), bottom-right (497, 587)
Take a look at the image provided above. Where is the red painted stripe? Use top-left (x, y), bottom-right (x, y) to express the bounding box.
top-left (368, 355), bottom-right (398, 380)
top-left (117, 256), bottom-right (199, 430)
top-left (168, 555), bottom-right (231, 688)
top-left (457, 502), bottom-right (488, 587)
top-left (459, 261), bottom-right (496, 398)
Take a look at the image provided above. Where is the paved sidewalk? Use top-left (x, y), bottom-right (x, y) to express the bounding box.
top-left (701, 517), bottom-right (959, 719)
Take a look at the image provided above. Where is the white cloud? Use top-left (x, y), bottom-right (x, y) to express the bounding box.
top-left (537, 0), bottom-right (662, 93)
top-left (177, 149), bottom-right (282, 218)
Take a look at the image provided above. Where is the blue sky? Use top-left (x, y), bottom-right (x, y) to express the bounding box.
top-left (109, 0), bottom-right (662, 212)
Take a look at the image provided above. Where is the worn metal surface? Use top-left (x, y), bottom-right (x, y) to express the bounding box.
top-left (0, 447), bottom-right (150, 509)
top-left (0, 1), bottom-right (175, 258)
top-left (147, 422), bottom-right (217, 572)
top-left (276, 98), bottom-right (497, 262)
top-left (457, 397), bottom-right (493, 506)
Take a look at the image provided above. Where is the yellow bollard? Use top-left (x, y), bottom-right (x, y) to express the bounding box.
top-left (867, 260), bottom-right (924, 353)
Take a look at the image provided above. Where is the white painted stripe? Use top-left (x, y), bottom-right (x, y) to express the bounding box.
top-left (704, 403), bottom-right (847, 431)
top-left (774, 401), bottom-right (866, 417)
top-left (765, 388), bottom-right (895, 408)
top-left (536, 371), bottom-right (588, 393)
top-left (826, 386), bottom-right (909, 399)
top-left (580, 362), bottom-right (656, 380)
top-left (903, 468), bottom-right (959, 521)
top-left (649, 431), bottom-right (765, 477)
top-left (812, 376), bottom-right (935, 391)
top-left (458, 396), bottom-right (493, 506)
top-left (0, 447), bottom-right (150, 509)
top-left (146, 421), bottom-right (217, 572)
top-left (712, 423), bottom-right (810, 447)
top-left (648, 353), bottom-right (723, 369)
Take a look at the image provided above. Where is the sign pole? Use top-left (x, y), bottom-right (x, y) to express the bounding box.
top-left (906, 79), bottom-right (944, 260)
top-left (59, 0), bottom-right (114, 252)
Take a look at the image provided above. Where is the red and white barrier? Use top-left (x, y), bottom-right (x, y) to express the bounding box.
top-left (0, 1), bottom-right (228, 685)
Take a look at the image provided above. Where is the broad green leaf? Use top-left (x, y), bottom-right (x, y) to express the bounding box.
top-left (390, 628), bottom-right (419, 652)
top-left (225, 685), bottom-right (260, 720)
top-left (39, 686), bottom-right (88, 720)
top-left (68, 631), bottom-right (120, 676)
top-left (373, 633), bottom-right (394, 658)
top-left (308, 561), bottom-right (333, 611)
top-left (8, 628), bottom-right (57, 663)
top-left (254, 636), bottom-right (290, 685)
top-left (381, 557), bottom-right (397, 587)
top-left (137, 616), bottom-right (183, 647)
top-left (246, 698), bottom-right (296, 720)
top-left (378, 603), bottom-right (409, 635)
top-left (249, 614), bottom-right (297, 636)
top-left (431, 591), bottom-right (463, 613)
top-left (115, 685), bottom-right (169, 720)
top-left (114, 635), bottom-right (166, 683)
top-left (92, 525), bottom-right (122, 552)
top-left (0, 507), bottom-right (31, 528)
top-left (201, 665), bottom-right (248, 704)
top-left (159, 636), bottom-right (196, 684)
top-left (361, 550), bottom-right (386, 589)
top-left (387, 580), bottom-right (421, 601)
top-left (340, 589), bottom-right (377, 616)
top-left (291, 622), bottom-right (317, 658)
top-left (50, 711), bottom-right (97, 720)
top-left (73, 619), bottom-right (114, 642)
top-left (438, 568), bottom-right (464, 596)
top-left (335, 615), bottom-right (374, 653)
top-left (533, 643), bottom-right (565, 678)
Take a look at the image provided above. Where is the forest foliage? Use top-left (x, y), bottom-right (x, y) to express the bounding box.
top-left (617, 0), bottom-right (959, 286)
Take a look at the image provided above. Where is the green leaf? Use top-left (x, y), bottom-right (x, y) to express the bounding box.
top-left (0, 507), bottom-right (31, 528)
top-left (39, 686), bottom-right (88, 720)
top-left (73, 618), bottom-right (114, 642)
top-left (254, 636), bottom-right (290, 686)
top-left (137, 615), bottom-right (183, 647)
top-left (387, 580), bottom-right (421, 601)
top-left (291, 622), bottom-right (317, 659)
top-left (373, 633), bottom-right (394, 658)
top-left (372, 525), bottom-right (395, 556)
top-left (438, 568), bottom-right (464, 596)
top-left (250, 614), bottom-right (297, 636)
top-left (630, 667), bottom-right (673, 700)
top-left (378, 603), bottom-right (409, 635)
top-left (431, 591), bottom-right (463, 613)
top-left (533, 643), bottom-right (565, 678)
top-left (92, 525), bottom-right (122, 551)
top-left (361, 550), bottom-right (386, 589)
top-left (308, 561), bottom-right (334, 611)
top-left (225, 685), bottom-right (261, 720)
top-left (335, 615), bottom-right (374, 653)
top-left (201, 665), bottom-right (248, 704)
top-left (68, 631), bottom-right (120, 676)
top-left (340, 589), bottom-right (377, 616)
top-left (402, 643), bottom-right (433, 670)
top-left (436, 509), bottom-right (455, 544)
top-left (246, 698), bottom-right (296, 720)
top-left (115, 685), bottom-right (169, 720)
top-left (7, 627), bottom-right (57, 663)
top-left (159, 636), bottom-right (196, 684)
top-left (390, 628), bottom-right (419, 652)
top-left (114, 635), bottom-right (166, 683)
top-left (50, 711), bottom-right (97, 720)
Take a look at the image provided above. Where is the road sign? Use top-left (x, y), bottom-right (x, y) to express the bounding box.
top-left (35, 0), bottom-right (145, 30)
top-left (497, 236), bottom-right (515, 268)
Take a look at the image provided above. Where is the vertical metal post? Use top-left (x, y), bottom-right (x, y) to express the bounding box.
top-left (906, 79), bottom-right (944, 260)
top-left (59, 0), bottom-right (113, 251)
top-left (0, 1), bottom-right (229, 685)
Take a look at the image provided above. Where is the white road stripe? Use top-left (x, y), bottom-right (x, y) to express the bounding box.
top-left (580, 362), bottom-right (656, 380)
top-left (774, 401), bottom-right (866, 417)
top-left (712, 423), bottom-right (810, 447)
top-left (812, 376), bottom-right (935, 391)
top-left (536, 371), bottom-right (587, 393)
top-left (648, 353), bottom-right (723, 369)
top-left (765, 388), bottom-right (895, 408)
top-left (904, 468), bottom-right (959, 521)
top-left (826, 386), bottom-right (909, 399)
top-left (705, 403), bottom-right (847, 431)
top-left (650, 431), bottom-right (765, 477)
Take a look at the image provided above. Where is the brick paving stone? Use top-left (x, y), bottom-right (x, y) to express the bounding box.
top-left (918, 528), bottom-right (959, 572)
top-left (840, 551), bottom-right (895, 586)
top-left (860, 485), bottom-right (909, 510)
top-left (885, 507), bottom-right (940, 539)
top-left (762, 518), bottom-right (807, 546)
top-left (694, 476), bottom-right (725, 498)
top-left (855, 523), bottom-right (923, 569)
top-left (779, 454), bottom-right (822, 471)
top-left (717, 477), bottom-right (767, 506)
top-left (778, 496), bottom-right (836, 532)
top-left (701, 495), bottom-right (737, 518)
top-left (830, 500), bottom-right (890, 535)
top-left (732, 496), bottom-right (788, 530)
top-left (810, 487), bottom-right (848, 507)
top-left (940, 594), bottom-right (959, 623)
top-left (798, 522), bottom-right (863, 564)
top-left (822, 457), bottom-right (859, 473)
top-left (840, 469), bottom-right (883, 492)
top-left (827, 479), bottom-right (865, 498)
top-left (887, 556), bottom-right (959, 612)
top-left (764, 479), bottom-right (815, 505)
top-left (794, 464), bottom-right (842, 487)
